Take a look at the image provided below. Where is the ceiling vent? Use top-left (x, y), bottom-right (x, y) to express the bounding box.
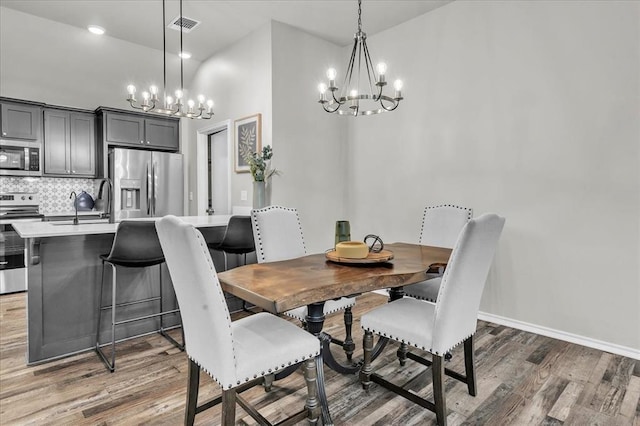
top-left (168, 16), bottom-right (200, 33)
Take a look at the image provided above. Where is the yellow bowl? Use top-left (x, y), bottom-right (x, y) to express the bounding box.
top-left (335, 241), bottom-right (369, 259)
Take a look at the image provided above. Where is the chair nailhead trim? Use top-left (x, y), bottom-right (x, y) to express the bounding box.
top-left (419, 204), bottom-right (473, 243)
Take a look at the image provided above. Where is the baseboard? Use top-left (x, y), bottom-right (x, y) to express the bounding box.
top-left (369, 290), bottom-right (639, 360)
top-left (478, 311), bottom-right (640, 360)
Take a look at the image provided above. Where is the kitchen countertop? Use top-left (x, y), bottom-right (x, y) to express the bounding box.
top-left (12, 215), bottom-right (232, 238)
top-left (44, 210), bottom-right (106, 218)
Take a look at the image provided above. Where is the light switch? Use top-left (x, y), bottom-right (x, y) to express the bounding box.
top-left (240, 190), bottom-right (248, 201)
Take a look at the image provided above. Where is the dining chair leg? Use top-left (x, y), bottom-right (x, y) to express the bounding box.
top-left (360, 330), bottom-right (374, 390)
top-left (108, 263), bottom-right (117, 371)
top-left (221, 389), bottom-right (237, 425)
top-left (303, 357), bottom-right (320, 425)
top-left (95, 260), bottom-right (106, 350)
top-left (342, 307), bottom-right (355, 361)
top-left (185, 359), bottom-right (200, 426)
top-left (397, 343), bottom-right (408, 366)
top-left (464, 335), bottom-right (477, 396)
top-left (432, 354), bottom-right (447, 426)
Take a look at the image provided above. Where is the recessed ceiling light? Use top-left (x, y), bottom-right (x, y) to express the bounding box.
top-left (179, 51), bottom-right (192, 59)
top-left (88, 25), bottom-right (105, 35)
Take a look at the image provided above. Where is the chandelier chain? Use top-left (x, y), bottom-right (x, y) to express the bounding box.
top-left (357, 0), bottom-right (362, 33)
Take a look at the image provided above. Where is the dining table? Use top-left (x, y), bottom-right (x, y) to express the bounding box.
top-left (217, 242), bottom-right (452, 425)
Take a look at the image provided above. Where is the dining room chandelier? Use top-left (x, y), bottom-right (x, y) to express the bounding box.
top-left (317, 0), bottom-right (403, 116)
top-left (125, 0), bottom-right (214, 119)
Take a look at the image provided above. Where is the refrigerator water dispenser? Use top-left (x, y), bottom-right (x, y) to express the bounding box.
top-left (119, 179), bottom-right (141, 211)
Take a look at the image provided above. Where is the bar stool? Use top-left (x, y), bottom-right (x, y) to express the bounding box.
top-left (208, 216), bottom-right (255, 311)
top-left (207, 215), bottom-right (256, 271)
top-left (96, 221), bottom-right (184, 372)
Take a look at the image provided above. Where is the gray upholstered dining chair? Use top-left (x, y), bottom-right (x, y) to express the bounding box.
top-left (403, 204), bottom-right (473, 303)
top-left (251, 205), bottom-right (358, 361)
top-left (360, 213), bottom-right (505, 426)
top-left (156, 216), bottom-right (321, 426)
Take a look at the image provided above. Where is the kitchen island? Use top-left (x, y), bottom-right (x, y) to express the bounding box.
top-left (13, 215), bottom-right (236, 364)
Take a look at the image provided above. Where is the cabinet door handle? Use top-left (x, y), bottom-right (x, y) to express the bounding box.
top-left (140, 140), bottom-right (144, 144)
top-left (147, 141), bottom-right (150, 144)
top-left (2, 132), bottom-right (6, 136)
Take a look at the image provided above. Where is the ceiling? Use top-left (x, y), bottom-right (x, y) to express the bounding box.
top-left (0, 0), bottom-right (451, 62)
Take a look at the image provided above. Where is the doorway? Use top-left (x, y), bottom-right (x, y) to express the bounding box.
top-left (207, 129), bottom-right (229, 215)
top-left (196, 119), bottom-right (232, 216)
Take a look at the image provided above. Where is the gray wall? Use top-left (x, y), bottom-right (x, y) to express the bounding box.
top-left (345, 1), bottom-right (639, 350)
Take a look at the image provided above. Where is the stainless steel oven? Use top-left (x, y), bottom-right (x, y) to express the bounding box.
top-left (0, 192), bottom-right (43, 294)
top-left (0, 140), bottom-right (42, 176)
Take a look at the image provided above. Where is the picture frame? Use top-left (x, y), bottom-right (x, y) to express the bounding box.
top-left (234, 113), bottom-right (262, 173)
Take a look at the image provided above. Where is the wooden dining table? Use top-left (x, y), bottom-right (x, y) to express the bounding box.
top-left (217, 242), bottom-right (452, 425)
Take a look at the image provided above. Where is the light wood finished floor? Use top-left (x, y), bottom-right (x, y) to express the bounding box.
top-left (1, 291), bottom-right (638, 425)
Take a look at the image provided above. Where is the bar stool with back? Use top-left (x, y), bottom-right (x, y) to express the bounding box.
top-left (95, 220), bottom-right (184, 372)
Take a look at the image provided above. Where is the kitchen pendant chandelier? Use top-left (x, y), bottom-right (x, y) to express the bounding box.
top-left (125, 0), bottom-right (214, 119)
top-left (317, 0), bottom-right (403, 116)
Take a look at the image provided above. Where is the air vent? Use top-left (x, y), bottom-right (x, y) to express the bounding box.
top-left (168, 16), bottom-right (200, 33)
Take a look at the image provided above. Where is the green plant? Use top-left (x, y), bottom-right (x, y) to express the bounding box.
top-left (245, 145), bottom-right (278, 182)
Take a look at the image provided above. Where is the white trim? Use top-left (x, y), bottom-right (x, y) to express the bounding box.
top-left (478, 311), bottom-right (640, 360)
top-left (196, 120), bottom-right (232, 216)
top-left (370, 290), bottom-right (639, 360)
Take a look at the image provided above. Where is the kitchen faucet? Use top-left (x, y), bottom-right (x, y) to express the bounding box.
top-left (98, 178), bottom-right (114, 223)
top-left (69, 191), bottom-right (79, 225)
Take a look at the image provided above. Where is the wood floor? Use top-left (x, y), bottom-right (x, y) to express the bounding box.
top-left (1, 291), bottom-right (638, 425)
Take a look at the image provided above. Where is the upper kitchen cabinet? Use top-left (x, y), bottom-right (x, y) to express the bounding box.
top-left (0, 99), bottom-right (43, 141)
top-left (43, 108), bottom-right (96, 177)
top-left (98, 109), bottom-right (179, 152)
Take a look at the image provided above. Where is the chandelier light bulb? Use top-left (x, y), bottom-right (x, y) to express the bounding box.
top-left (376, 62), bottom-right (387, 75)
top-left (318, 83), bottom-right (327, 94)
top-left (188, 99), bottom-right (195, 108)
top-left (166, 96), bottom-right (174, 106)
top-left (142, 91), bottom-right (150, 100)
top-left (175, 90), bottom-right (183, 99)
top-left (326, 68), bottom-right (337, 81)
top-left (127, 85), bottom-right (136, 95)
top-left (393, 80), bottom-right (403, 91)
top-left (207, 99), bottom-right (214, 108)
top-left (197, 94), bottom-right (205, 104)
top-left (350, 89), bottom-right (358, 98)
top-left (150, 85), bottom-right (158, 95)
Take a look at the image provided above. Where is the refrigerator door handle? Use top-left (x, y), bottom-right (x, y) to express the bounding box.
top-left (152, 161), bottom-right (158, 216)
top-left (146, 162), bottom-right (152, 215)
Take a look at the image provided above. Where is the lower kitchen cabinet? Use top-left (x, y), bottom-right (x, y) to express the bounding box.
top-left (44, 109), bottom-right (96, 177)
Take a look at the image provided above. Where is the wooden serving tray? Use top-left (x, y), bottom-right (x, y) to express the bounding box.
top-left (325, 249), bottom-right (394, 264)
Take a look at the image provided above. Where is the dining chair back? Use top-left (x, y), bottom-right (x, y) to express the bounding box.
top-left (156, 215), bottom-right (321, 425)
top-left (404, 204), bottom-right (473, 304)
top-left (419, 204), bottom-right (473, 248)
top-left (360, 213), bottom-right (505, 426)
top-left (251, 205), bottom-right (306, 262)
top-left (251, 205), bottom-right (358, 361)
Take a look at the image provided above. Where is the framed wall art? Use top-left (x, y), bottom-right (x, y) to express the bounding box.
top-left (234, 113), bottom-right (262, 173)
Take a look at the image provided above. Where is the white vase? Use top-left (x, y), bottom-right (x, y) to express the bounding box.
top-left (253, 181), bottom-right (266, 209)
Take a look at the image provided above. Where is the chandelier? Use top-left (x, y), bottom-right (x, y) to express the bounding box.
top-left (126, 0), bottom-right (214, 119)
top-left (317, 0), bottom-right (403, 116)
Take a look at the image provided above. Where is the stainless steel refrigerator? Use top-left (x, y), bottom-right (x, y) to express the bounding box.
top-left (109, 148), bottom-right (183, 220)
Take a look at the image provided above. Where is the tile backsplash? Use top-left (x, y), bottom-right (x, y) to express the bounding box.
top-left (0, 177), bottom-right (101, 214)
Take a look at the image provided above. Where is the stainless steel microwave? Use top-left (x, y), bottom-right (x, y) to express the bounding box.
top-left (0, 141), bottom-right (42, 176)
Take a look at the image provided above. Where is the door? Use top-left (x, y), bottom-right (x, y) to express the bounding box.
top-left (105, 113), bottom-right (144, 146)
top-left (208, 129), bottom-right (229, 215)
top-left (110, 148), bottom-right (150, 220)
top-left (1, 103), bottom-right (41, 141)
top-left (43, 109), bottom-right (70, 175)
top-left (145, 118), bottom-right (179, 150)
top-left (151, 151), bottom-right (183, 216)
top-left (69, 113), bottom-right (96, 176)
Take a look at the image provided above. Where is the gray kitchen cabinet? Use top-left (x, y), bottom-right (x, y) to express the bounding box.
top-left (102, 111), bottom-right (179, 151)
top-left (44, 109), bottom-right (96, 177)
top-left (0, 101), bottom-right (42, 141)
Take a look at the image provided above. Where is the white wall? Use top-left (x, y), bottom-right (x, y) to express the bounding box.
top-left (185, 23), bottom-right (273, 215)
top-left (271, 21), bottom-right (349, 253)
top-left (346, 1), bottom-right (639, 350)
top-left (0, 7), bottom-right (199, 111)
